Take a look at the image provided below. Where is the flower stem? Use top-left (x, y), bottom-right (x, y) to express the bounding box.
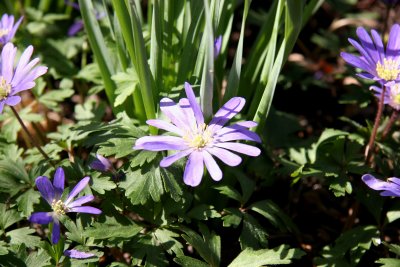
top-left (381, 110), bottom-right (398, 141)
top-left (10, 106), bottom-right (55, 168)
top-left (365, 85), bottom-right (386, 162)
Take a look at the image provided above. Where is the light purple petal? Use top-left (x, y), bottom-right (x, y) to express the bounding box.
top-left (202, 150), bottom-right (222, 181)
top-left (146, 119), bottom-right (184, 136)
top-left (386, 24), bottom-right (400, 59)
top-left (64, 177), bottom-right (90, 205)
top-left (53, 167), bottom-right (65, 199)
top-left (209, 97), bottom-right (246, 132)
top-left (160, 97), bottom-right (192, 131)
top-left (64, 249), bottom-right (95, 259)
top-left (179, 98), bottom-right (197, 130)
top-left (90, 154), bottom-right (112, 172)
top-left (35, 176), bottom-right (55, 205)
top-left (8, 16), bottom-right (23, 42)
top-left (184, 82), bottom-right (204, 126)
top-left (160, 149), bottom-right (193, 167)
top-left (356, 72), bottom-right (376, 80)
top-left (371, 29), bottom-right (385, 62)
top-left (134, 136), bottom-right (188, 151)
top-left (69, 206), bottom-right (102, 214)
top-left (340, 52), bottom-right (373, 74)
top-left (67, 195), bottom-right (94, 208)
top-left (4, 95), bottom-right (21, 106)
top-left (29, 212), bottom-right (54, 224)
top-left (0, 101), bottom-right (5, 113)
top-left (235, 121), bottom-right (258, 128)
top-left (52, 220), bottom-right (61, 244)
top-left (356, 27), bottom-right (379, 64)
top-left (214, 35), bottom-right (222, 58)
top-left (206, 146), bottom-right (242, 166)
top-left (347, 38), bottom-right (376, 67)
top-left (214, 142), bottom-right (261, 157)
top-left (13, 45), bottom-right (33, 82)
top-left (388, 177), bottom-right (400, 186)
top-left (362, 174), bottom-right (391, 191)
top-left (216, 126), bottom-right (261, 143)
top-left (1, 43), bottom-right (16, 83)
top-left (183, 151), bottom-right (204, 187)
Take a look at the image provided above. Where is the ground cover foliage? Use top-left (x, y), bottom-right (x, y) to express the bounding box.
top-left (0, 0), bottom-right (399, 266)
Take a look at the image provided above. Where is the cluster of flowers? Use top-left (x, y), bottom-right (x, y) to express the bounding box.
top-left (0, 13), bottom-right (102, 259)
top-left (342, 24), bottom-right (400, 196)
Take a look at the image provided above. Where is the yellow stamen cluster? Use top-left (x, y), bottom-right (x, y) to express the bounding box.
top-left (184, 123), bottom-right (213, 150)
top-left (0, 28), bottom-right (9, 38)
top-left (51, 199), bottom-right (69, 216)
top-left (376, 58), bottom-right (400, 81)
top-left (0, 77), bottom-right (11, 100)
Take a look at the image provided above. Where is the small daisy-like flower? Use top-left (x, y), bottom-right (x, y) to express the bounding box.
top-left (370, 83), bottom-right (400, 110)
top-left (0, 14), bottom-right (23, 45)
top-left (0, 42), bottom-right (47, 113)
top-left (29, 167), bottom-right (101, 244)
top-left (134, 82), bottom-right (261, 187)
top-left (341, 24), bottom-right (400, 85)
top-left (362, 174), bottom-right (400, 197)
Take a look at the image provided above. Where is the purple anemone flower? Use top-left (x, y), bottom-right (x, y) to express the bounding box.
top-left (0, 42), bottom-right (47, 113)
top-left (90, 154), bottom-right (113, 172)
top-left (0, 14), bottom-right (23, 45)
top-left (29, 167), bottom-right (101, 244)
top-left (134, 82), bottom-right (261, 187)
top-left (370, 83), bottom-right (400, 110)
top-left (214, 35), bottom-right (222, 58)
top-left (64, 249), bottom-right (95, 259)
top-left (362, 174), bottom-right (400, 197)
top-left (341, 24), bottom-right (400, 85)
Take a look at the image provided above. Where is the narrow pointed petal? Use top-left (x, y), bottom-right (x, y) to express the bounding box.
top-left (179, 98), bottom-right (197, 130)
top-left (387, 24), bottom-right (400, 58)
top-left (53, 167), bottom-right (65, 199)
top-left (340, 52), bottom-right (374, 73)
top-left (160, 149), bottom-right (193, 167)
top-left (64, 249), bottom-right (95, 259)
top-left (0, 101), bottom-right (5, 114)
top-left (67, 195), bottom-right (94, 208)
top-left (134, 136), bottom-right (187, 151)
top-left (4, 95), bottom-right (21, 106)
top-left (70, 206), bottom-right (102, 214)
top-left (215, 142), bottom-right (261, 157)
top-left (64, 177), bottom-right (90, 205)
top-left (202, 151), bottom-right (222, 181)
top-left (35, 176), bottom-right (55, 205)
top-left (146, 119), bottom-right (184, 136)
top-left (184, 82), bottom-right (204, 126)
top-left (1, 43), bottom-right (16, 83)
top-left (206, 147), bottom-right (242, 166)
top-left (52, 220), bottom-right (61, 244)
top-left (29, 212), bottom-right (53, 224)
top-left (160, 98), bottom-right (191, 130)
top-left (356, 27), bottom-right (379, 63)
top-left (68, 21), bottom-right (84, 36)
top-left (388, 177), bottom-right (400, 186)
top-left (371, 29), bottom-right (385, 62)
top-left (216, 126), bottom-right (261, 143)
top-left (183, 151), bottom-right (204, 187)
top-left (362, 174), bottom-right (390, 191)
top-left (209, 97), bottom-right (246, 132)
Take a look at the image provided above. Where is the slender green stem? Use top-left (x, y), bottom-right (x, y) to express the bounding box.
top-left (10, 106), bottom-right (55, 168)
top-left (365, 85), bottom-right (386, 162)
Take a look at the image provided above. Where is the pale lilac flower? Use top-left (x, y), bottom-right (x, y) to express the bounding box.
top-left (64, 249), bottom-right (95, 259)
top-left (0, 42), bottom-right (47, 113)
top-left (362, 174), bottom-right (400, 197)
top-left (341, 24), bottom-right (400, 85)
top-left (214, 35), bottom-right (222, 58)
top-left (90, 154), bottom-right (113, 172)
top-left (134, 82), bottom-right (261, 187)
top-left (0, 14), bottom-right (23, 45)
top-left (370, 83), bottom-right (400, 110)
top-left (29, 167), bottom-right (101, 244)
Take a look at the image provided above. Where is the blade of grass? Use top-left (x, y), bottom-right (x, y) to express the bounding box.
top-left (150, 0), bottom-right (163, 93)
top-left (79, 0), bottom-right (119, 113)
top-left (223, 0), bottom-right (251, 102)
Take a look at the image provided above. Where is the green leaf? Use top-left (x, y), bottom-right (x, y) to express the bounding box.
top-left (74, 99), bottom-right (106, 121)
top-left (0, 159), bottom-right (30, 196)
top-left (98, 137), bottom-right (136, 158)
top-left (222, 208), bottom-right (243, 228)
top-left (111, 68), bottom-right (139, 107)
top-left (187, 205), bottom-right (221, 221)
top-left (85, 219), bottom-right (143, 240)
top-left (214, 185), bottom-right (242, 203)
top-left (130, 235), bottom-right (168, 267)
top-left (0, 204), bottom-right (23, 230)
top-left (6, 227), bottom-right (41, 248)
top-left (25, 249), bottom-right (51, 267)
top-left (174, 256), bottom-right (209, 267)
top-left (228, 245), bottom-right (306, 267)
top-left (130, 150), bottom-right (159, 168)
top-left (376, 258), bottom-right (400, 267)
top-left (91, 176), bottom-right (117, 194)
top-left (239, 214), bottom-right (268, 249)
top-left (16, 188), bottom-right (41, 217)
top-left (153, 228), bottom-right (184, 256)
top-left (38, 88), bottom-right (74, 111)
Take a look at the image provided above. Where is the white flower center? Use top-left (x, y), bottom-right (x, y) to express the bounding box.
top-left (51, 199), bottom-right (69, 216)
top-left (184, 123), bottom-right (213, 150)
top-left (0, 77), bottom-right (11, 100)
top-left (376, 58), bottom-right (400, 81)
top-left (0, 28), bottom-right (9, 38)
